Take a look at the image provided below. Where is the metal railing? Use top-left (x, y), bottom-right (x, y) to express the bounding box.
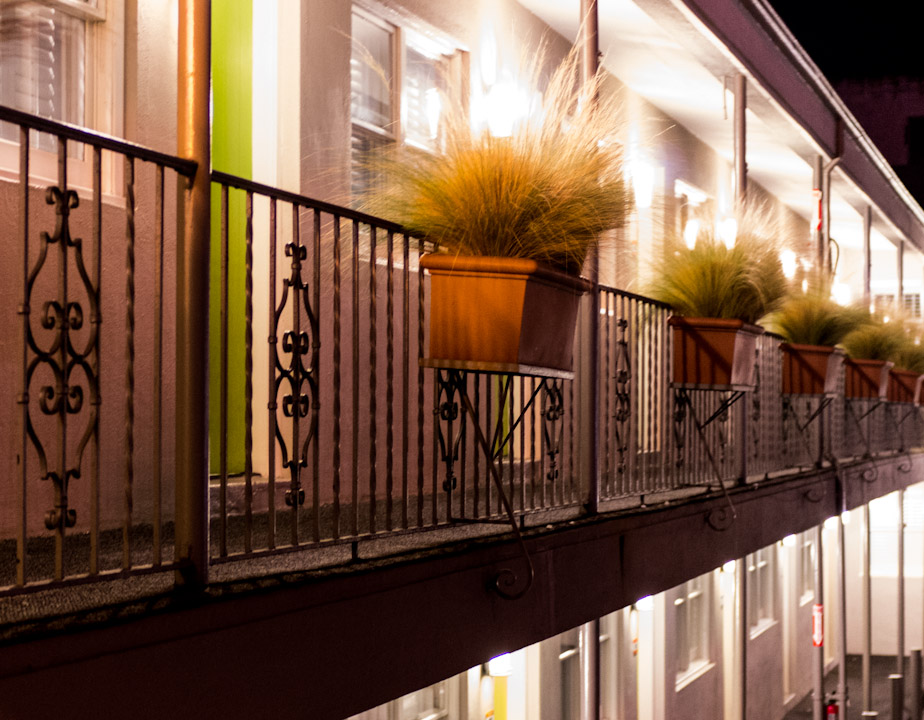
top-left (1, 105), bottom-right (196, 593)
top-left (1, 105), bottom-right (922, 599)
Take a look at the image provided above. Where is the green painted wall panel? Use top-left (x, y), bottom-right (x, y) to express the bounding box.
top-left (211, 0), bottom-right (253, 474)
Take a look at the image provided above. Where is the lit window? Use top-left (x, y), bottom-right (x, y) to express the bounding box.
top-left (350, 6), bottom-right (460, 200)
top-left (0, 0), bottom-right (123, 187)
top-left (675, 573), bottom-right (710, 681)
top-left (747, 545), bottom-right (776, 631)
top-left (798, 531), bottom-right (814, 602)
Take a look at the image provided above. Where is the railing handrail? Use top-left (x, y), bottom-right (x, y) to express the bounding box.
top-left (0, 104), bottom-right (198, 177)
top-left (597, 282), bottom-right (673, 311)
top-left (211, 169), bottom-right (413, 234)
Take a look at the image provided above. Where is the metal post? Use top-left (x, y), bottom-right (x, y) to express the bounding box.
top-left (739, 558), bottom-right (748, 720)
top-left (734, 74), bottom-right (747, 204)
top-left (814, 525), bottom-right (825, 720)
top-left (900, 489), bottom-right (906, 675)
top-left (838, 515), bottom-right (848, 720)
top-left (813, 157), bottom-right (824, 271)
top-left (910, 649), bottom-right (921, 720)
top-left (863, 206), bottom-right (872, 306)
top-left (898, 241), bottom-right (905, 313)
top-left (581, 619), bottom-right (601, 720)
top-left (822, 157), bottom-right (841, 275)
top-left (175, 0), bottom-right (211, 588)
top-left (864, 503), bottom-right (873, 712)
top-left (578, 0), bottom-right (600, 515)
top-left (891, 674), bottom-right (904, 720)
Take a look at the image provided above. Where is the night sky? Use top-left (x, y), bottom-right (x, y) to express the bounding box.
top-left (767, 1), bottom-right (924, 82)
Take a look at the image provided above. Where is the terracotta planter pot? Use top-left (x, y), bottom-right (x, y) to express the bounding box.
top-left (668, 316), bottom-right (764, 389)
top-left (780, 343), bottom-right (845, 396)
top-left (420, 254), bottom-right (592, 375)
top-left (887, 368), bottom-right (923, 404)
top-left (843, 358), bottom-right (893, 399)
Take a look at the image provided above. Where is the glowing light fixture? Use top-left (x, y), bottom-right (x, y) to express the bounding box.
top-left (636, 595), bottom-right (654, 612)
top-left (780, 250), bottom-right (797, 280)
top-left (487, 653), bottom-right (512, 677)
top-left (782, 534), bottom-right (797, 548)
top-left (484, 81), bottom-right (528, 138)
top-left (716, 217), bottom-right (737, 249)
top-left (683, 219), bottom-right (700, 249)
top-left (832, 282), bottom-right (852, 306)
top-left (722, 560), bottom-right (737, 574)
top-left (824, 516), bottom-right (839, 531)
top-left (628, 155), bottom-right (654, 210)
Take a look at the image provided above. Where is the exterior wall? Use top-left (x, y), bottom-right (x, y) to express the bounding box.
top-left (747, 620), bottom-right (785, 720)
top-left (662, 572), bottom-right (724, 720)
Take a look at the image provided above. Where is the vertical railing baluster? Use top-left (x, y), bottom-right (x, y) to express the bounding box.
top-left (368, 226), bottom-right (378, 534)
top-left (386, 230), bottom-right (394, 532)
top-left (290, 203), bottom-right (301, 547)
top-left (123, 154), bottom-right (136, 571)
top-left (244, 191), bottom-right (254, 553)
top-left (267, 198), bottom-right (277, 550)
top-left (519, 376), bottom-right (525, 513)
top-left (352, 221), bottom-right (360, 536)
top-left (532, 378), bottom-right (538, 509)
top-left (333, 214), bottom-right (342, 539)
top-left (17, 125), bottom-right (29, 587)
top-left (90, 146), bottom-right (102, 572)
top-left (152, 162), bottom-right (164, 566)
top-left (218, 184), bottom-right (229, 558)
top-left (472, 377), bottom-right (481, 518)
top-left (311, 209), bottom-right (321, 543)
top-left (402, 235), bottom-right (409, 530)
top-left (416, 245), bottom-right (425, 528)
top-left (604, 292), bottom-right (612, 496)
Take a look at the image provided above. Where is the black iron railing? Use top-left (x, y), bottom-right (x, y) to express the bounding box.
top-left (1, 105), bottom-right (922, 599)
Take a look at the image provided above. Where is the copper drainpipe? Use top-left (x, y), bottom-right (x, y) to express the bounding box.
top-left (175, 0), bottom-right (211, 588)
top-left (579, 4), bottom-right (601, 719)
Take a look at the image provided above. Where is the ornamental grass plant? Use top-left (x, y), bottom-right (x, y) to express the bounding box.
top-left (648, 207), bottom-right (787, 325)
top-left (766, 279), bottom-right (867, 347)
top-left (363, 46), bottom-right (629, 275)
top-left (841, 316), bottom-right (906, 362)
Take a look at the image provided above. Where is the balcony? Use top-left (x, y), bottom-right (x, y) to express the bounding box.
top-left (1, 104), bottom-right (922, 718)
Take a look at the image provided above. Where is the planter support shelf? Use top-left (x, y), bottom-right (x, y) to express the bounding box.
top-left (672, 387), bottom-right (746, 530)
top-left (781, 396), bottom-right (834, 469)
top-left (424, 360), bottom-right (571, 601)
top-left (845, 398), bottom-right (882, 460)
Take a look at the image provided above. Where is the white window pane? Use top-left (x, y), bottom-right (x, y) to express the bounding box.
top-left (351, 12), bottom-right (393, 130)
top-left (0, 2), bottom-right (86, 148)
top-left (404, 45), bottom-right (442, 149)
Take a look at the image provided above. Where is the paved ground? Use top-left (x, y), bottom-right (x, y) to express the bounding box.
top-left (784, 654), bottom-right (916, 719)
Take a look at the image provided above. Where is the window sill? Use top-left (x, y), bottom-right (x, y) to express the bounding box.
top-left (749, 617), bottom-right (778, 640)
top-left (675, 660), bottom-right (715, 691)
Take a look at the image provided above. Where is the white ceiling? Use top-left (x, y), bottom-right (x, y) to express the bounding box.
top-left (516, 0), bottom-right (877, 249)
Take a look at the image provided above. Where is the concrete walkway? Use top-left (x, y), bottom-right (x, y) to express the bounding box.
top-left (784, 655), bottom-right (915, 720)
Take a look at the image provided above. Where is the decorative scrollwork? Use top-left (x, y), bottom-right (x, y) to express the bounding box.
top-left (23, 180), bottom-right (100, 544)
top-left (273, 236), bottom-right (318, 509)
top-left (613, 318), bottom-right (630, 475)
top-left (706, 505), bottom-right (735, 532)
top-left (435, 371), bottom-right (463, 492)
top-left (542, 380), bottom-right (564, 483)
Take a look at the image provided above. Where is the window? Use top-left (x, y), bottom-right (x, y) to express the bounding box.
top-left (905, 293), bottom-right (922, 318)
top-left (0, 0), bottom-right (123, 187)
top-left (798, 531), bottom-right (814, 602)
top-left (675, 573), bottom-right (710, 680)
top-left (747, 546), bottom-right (776, 631)
top-left (350, 5), bottom-right (460, 200)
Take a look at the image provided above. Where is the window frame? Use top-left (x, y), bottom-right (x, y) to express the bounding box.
top-left (675, 573), bottom-right (712, 685)
top-left (0, 0), bottom-right (124, 193)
